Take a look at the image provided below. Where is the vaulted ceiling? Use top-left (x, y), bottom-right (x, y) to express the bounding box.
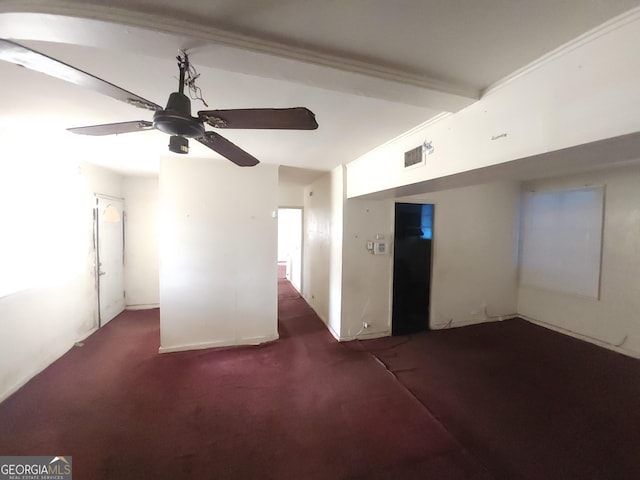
top-left (1, 0), bottom-right (638, 177)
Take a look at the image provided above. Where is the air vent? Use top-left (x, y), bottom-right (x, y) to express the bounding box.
top-left (404, 145), bottom-right (424, 168)
top-left (404, 141), bottom-right (434, 169)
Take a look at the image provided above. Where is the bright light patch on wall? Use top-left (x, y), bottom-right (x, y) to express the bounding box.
top-left (0, 150), bottom-right (89, 298)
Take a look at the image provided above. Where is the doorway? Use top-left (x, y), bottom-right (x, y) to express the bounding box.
top-left (277, 208), bottom-right (302, 292)
top-left (95, 196), bottom-right (125, 326)
top-left (392, 202), bottom-right (434, 335)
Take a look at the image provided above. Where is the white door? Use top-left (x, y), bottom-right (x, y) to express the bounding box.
top-left (96, 197), bottom-right (125, 326)
top-left (277, 208), bottom-right (303, 292)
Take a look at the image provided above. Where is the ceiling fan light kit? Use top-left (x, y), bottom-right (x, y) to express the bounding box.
top-left (168, 135), bottom-right (190, 154)
top-left (0, 39), bottom-right (318, 166)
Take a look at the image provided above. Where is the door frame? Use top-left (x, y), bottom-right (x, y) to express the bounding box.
top-left (391, 201), bottom-right (435, 334)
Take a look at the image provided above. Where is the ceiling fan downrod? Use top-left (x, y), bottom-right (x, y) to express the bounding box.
top-left (177, 52), bottom-right (188, 95)
top-left (152, 52), bottom-right (204, 147)
top-left (0, 39), bottom-right (316, 165)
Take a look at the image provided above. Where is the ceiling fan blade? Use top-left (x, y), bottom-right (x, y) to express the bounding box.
top-left (197, 132), bottom-right (259, 167)
top-left (198, 107), bottom-right (318, 130)
top-left (0, 39), bottom-right (162, 112)
top-left (68, 121), bottom-right (154, 136)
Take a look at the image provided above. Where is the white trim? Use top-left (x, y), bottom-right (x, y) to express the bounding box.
top-left (0, 358), bottom-right (62, 404)
top-left (340, 329), bottom-right (391, 342)
top-left (0, 1), bottom-right (478, 100)
top-left (521, 315), bottom-right (640, 360)
top-left (125, 303), bottom-right (159, 310)
top-left (484, 5), bottom-right (640, 96)
top-left (431, 316), bottom-right (517, 330)
top-left (0, 326), bottom-right (97, 404)
top-left (300, 293), bottom-right (342, 340)
top-left (325, 321), bottom-right (341, 342)
top-left (77, 326), bottom-right (99, 341)
top-left (94, 193), bottom-right (124, 201)
top-left (158, 333), bottom-right (279, 354)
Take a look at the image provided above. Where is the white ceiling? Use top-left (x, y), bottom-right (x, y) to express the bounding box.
top-left (90, 0), bottom-right (639, 89)
top-left (1, 0), bottom-right (639, 179)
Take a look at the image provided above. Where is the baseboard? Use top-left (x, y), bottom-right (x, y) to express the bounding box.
top-left (341, 316), bottom-right (517, 341)
top-left (158, 333), bottom-right (279, 354)
top-left (77, 326), bottom-right (99, 341)
top-left (300, 293), bottom-right (316, 313)
top-left (431, 315), bottom-right (517, 330)
top-left (126, 304), bottom-right (159, 310)
top-left (0, 326), bottom-right (98, 404)
top-left (0, 348), bottom-right (66, 403)
top-left (300, 294), bottom-right (338, 339)
top-left (521, 315), bottom-right (640, 359)
top-left (311, 308), bottom-right (343, 343)
top-left (326, 322), bottom-right (341, 341)
top-left (340, 330), bottom-right (391, 342)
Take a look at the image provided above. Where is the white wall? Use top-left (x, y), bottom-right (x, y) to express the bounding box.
top-left (347, 15), bottom-right (640, 198)
top-left (123, 176), bottom-right (159, 308)
top-left (518, 164), bottom-right (640, 358)
top-left (341, 181), bottom-right (520, 340)
top-left (158, 157), bottom-right (279, 352)
top-left (278, 182), bottom-right (305, 207)
top-left (329, 166), bottom-right (345, 338)
top-left (341, 197), bottom-right (394, 339)
top-left (83, 161), bottom-right (125, 199)
top-left (408, 182), bottom-right (520, 328)
top-left (0, 158), bottom-right (123, 402)
top-left (303, 174), bottom-right (332, 325)
top-left (302, 167), bottom-right (345, 338)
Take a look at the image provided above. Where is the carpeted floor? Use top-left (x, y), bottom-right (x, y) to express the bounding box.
top-left (0, 280), bottom-right (488, 479)
top-left (0, 279), bottom-right (639, 479)
top-left (359, 319), bottom-right (640, 479)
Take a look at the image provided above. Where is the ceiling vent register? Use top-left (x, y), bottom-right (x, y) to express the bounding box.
top-left (404, 141), bottom-right (434, 169)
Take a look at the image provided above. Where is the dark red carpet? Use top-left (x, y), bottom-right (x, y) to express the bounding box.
top-left (0, 280), bottom-right (488, 479)
top-left (360, 319), bottom-right (640, 479)
top-left (0, 280), bottom-right (638, 479)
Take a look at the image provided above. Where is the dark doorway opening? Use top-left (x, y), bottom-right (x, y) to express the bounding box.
top-left (392, 202), bottom-right (434, 335)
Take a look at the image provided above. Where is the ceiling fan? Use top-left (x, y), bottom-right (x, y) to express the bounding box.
top-left (0, 39), bottom-right (319, 166)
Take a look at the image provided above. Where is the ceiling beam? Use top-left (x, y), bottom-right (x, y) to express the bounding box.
top-left (0, 2), bottom-right (479, 111)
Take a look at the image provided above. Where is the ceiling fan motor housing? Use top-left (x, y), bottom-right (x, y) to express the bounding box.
top-left (153, 92), bottom-right (204, 138)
